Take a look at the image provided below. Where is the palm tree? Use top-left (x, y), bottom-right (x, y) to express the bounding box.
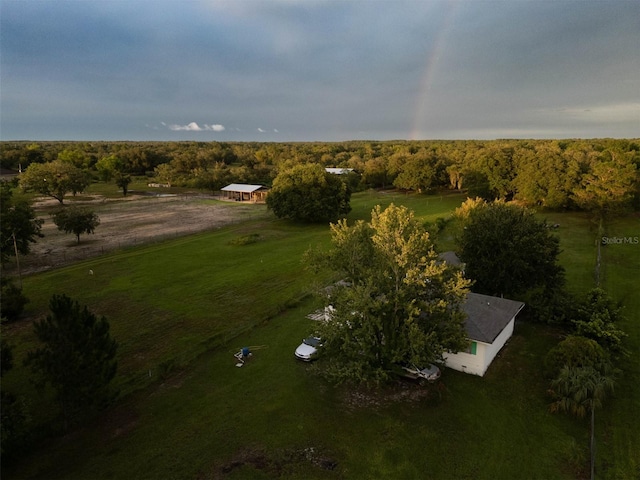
top-left (549, 366), bottom-right (615, 480)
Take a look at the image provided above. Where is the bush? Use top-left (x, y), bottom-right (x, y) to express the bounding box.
top-left (0, 391), bottom-right (32, 459)
top-left (573, 288), bottom-right (628, 356)
top-left (1, 340), bottom-right (32, 460)
top-left (543, 335), bottom-right (609, 379)
top-left (523, 287), bottom-right (577, 326)
top-left (229, 233), bottom-right (262, 246)
top-left (0, 278), bottom-right (29, 323)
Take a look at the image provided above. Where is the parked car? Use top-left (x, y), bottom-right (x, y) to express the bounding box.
top-left (399, 363), bottom-right (441, 383)
top-left (294, 336), bottom-right (322, 361)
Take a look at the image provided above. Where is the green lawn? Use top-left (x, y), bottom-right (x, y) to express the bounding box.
top-left (3, 302), bottom-right (582, 480)
top-left (2, 191), bottom-right (637, 479)
top-left (597, 215), bottom-right (640, 478)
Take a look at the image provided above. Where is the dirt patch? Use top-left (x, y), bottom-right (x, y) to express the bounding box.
top-left (341, 380), bottom-right (448, 411)
top-left (203, 446), bottom-right (338, 479)
top-left (8, 193), bottom-right (270, 275)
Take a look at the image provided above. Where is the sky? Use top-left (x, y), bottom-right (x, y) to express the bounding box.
top-left (1, 0), bottom-right (638, 142)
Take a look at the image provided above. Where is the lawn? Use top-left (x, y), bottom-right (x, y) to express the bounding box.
top-left (2, 191), bottom-right (637, 479)
top-left (596, 214), bottom-right (640, 478)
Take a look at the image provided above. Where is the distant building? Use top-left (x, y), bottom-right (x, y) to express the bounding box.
top-left (220, 184), bottom-right (270, 203)
top-left (0, 168), bottom-right (20, 182)
top-left (325, 167), bottom-right (354, 175)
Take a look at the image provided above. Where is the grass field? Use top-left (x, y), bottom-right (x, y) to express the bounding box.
top-left (2, 191), bottom-right (638, 479)
top-left (596, 215), bottom-right (640, 478)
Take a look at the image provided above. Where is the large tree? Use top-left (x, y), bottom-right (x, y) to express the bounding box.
top-left (96, 155), bottom-right (132, 196)
top-left (267, 164), bottom-right (351, 223)
top-left (307, 204), bottom-right (471, 384)
top-left (114, 172), bottom-right (132, 197)
top-left (51, 206), bottom-right (100, 244)
top-left (95, 154), bottom-right (121, 182)
top-left (455, 200), bottom-right (564, 297)
top-left (19, 160), bottom-right (90, 203)
top-left (57, 148), bottom-right (90, 169)
top-left (393, 154), bottom-right (437, 193)
top-left (572, 149), bottom-right (638, 219)
top-left (0, 183), bottom-right (43, 264)
top-left (513, 144), bottom-right (581, 209)
top-left (25, 294), bottom-right (118, 426)
top-left (193, 162), bottom-right (232, 194)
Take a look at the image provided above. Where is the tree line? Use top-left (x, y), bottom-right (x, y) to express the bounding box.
top-left (3, 138), bottom-right (639, 216)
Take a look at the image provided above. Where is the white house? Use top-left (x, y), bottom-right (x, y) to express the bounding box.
top-left (444, 292), bottom-right (525, 376)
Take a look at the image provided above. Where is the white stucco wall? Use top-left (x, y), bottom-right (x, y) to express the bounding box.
top-left (443, 317), bottom-right (515, 377)
top-left (482, 317), bottom-right (515, 371)
top-left (443, 343), bottom-right (486, 376)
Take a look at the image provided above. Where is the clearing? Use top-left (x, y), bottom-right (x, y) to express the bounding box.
top-left (13, 193), bottom-right (270, 275)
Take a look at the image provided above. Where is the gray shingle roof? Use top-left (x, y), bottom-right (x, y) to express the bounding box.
top-left (439, 251), bottom-right (463, 267)
top-left (462, 293), bottom-right (525, 344)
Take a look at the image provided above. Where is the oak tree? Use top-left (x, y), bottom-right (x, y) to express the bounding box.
top-left (267, 163), bottom-right (351, 223)
top-left (19, 160), bottom-right (90, 203)
top-left (307, 204), bottom-right (471, 384)
top-left (455, 200), bottom-right (564, 297)
top-left (51, 206), bottom-right (100, 244)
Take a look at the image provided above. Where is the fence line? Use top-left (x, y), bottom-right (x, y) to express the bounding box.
top-left (5, 225), bottom-right (222, 275)
top-left (594, 218), bottom-right (605, 287)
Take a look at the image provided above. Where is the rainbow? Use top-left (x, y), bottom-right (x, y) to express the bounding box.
top-left (410, 1), bottom-right (459, 140)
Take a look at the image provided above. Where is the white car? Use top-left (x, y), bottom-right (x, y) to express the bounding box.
top-left (294, 336), bottom-right (322, 361)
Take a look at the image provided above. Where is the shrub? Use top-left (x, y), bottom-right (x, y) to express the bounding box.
top-left (0, 278), bottom-right (29, 323)
top-left (543, 335), bottom-right (609, 379)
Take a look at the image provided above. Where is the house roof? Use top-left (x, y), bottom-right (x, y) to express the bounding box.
top-left (439, 251), bottom-right (463, 267)
top-left (0, 168), bottom-right (20, 177)
top-left (462, 292), bottom-right (525, 344)
top-left (221, 183), bottom-right (268, 193)
top-left (325, 167), bottom-right (354, 175)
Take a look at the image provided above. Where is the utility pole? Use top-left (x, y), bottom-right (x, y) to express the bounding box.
top-left (12, 232), bottom-right (22, 289)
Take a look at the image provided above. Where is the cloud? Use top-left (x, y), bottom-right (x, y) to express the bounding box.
top-left (555, 103), bottom-right (640, 123)
top-left (167, 122), bottom-right (225, 132)
top-left (169, 122), bottom-right (202, 131)
top-left (2, 1), bottom-right (638, 141)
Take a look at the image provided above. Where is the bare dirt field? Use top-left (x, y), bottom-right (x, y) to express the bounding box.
top-left (10, 193), bottom-right (270, 275)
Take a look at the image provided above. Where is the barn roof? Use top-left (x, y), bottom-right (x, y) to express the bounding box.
top-left (221, 183), bottom-right (268, 193)
top-left (463, 293), bottom-right (525, 344)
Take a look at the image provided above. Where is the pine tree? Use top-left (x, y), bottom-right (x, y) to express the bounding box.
top-left (25, 294), bottom-right (118, 426)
